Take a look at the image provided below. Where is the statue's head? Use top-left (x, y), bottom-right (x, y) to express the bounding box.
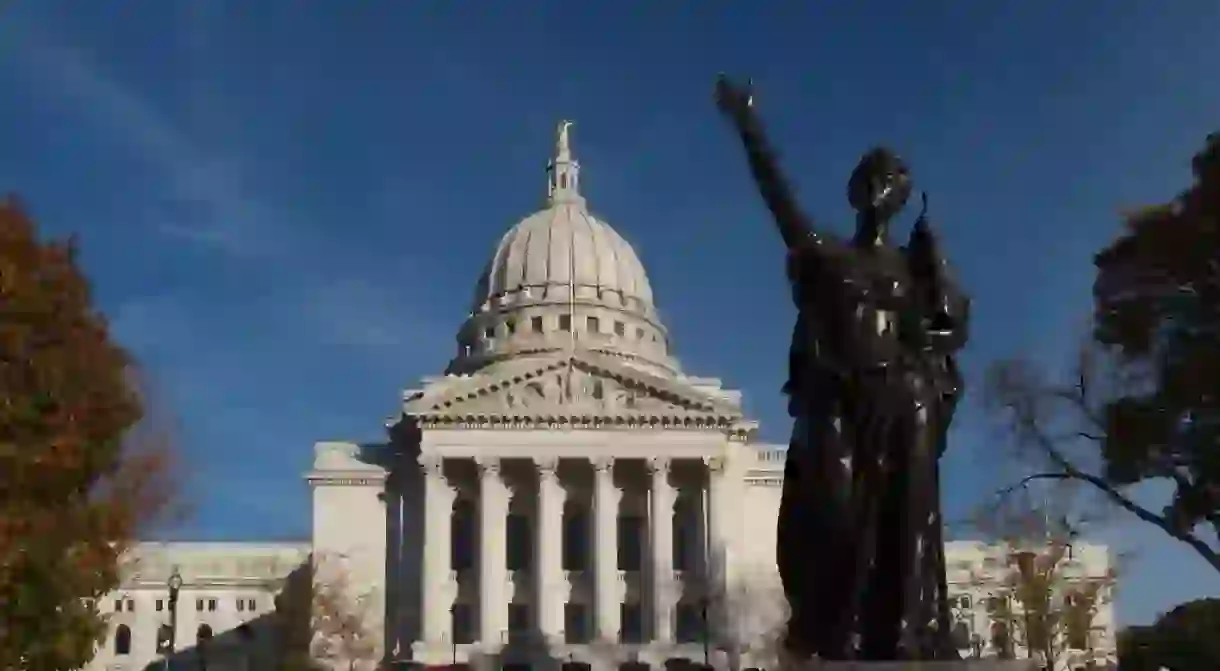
top-left (847, 147), bottom-right (912, 222)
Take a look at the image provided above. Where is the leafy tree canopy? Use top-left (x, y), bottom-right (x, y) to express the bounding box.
top-left (0, 198), bottom-right (171, 669)
top-left (1093, 132), bottom-right (1220, 543)
top-left (985, 133), bottom-right (1220, 573)
top-left (1118, 598), bottom-right (1220, 671)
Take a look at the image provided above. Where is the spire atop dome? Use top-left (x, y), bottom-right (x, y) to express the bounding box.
top-left (547, 119), bottom-right (582, 206)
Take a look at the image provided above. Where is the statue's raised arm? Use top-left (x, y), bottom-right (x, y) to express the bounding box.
top-left (714, 74), bottom-right (819, 250)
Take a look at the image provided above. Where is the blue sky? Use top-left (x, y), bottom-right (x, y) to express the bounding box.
top-left (2, 1), bottom-right (1217, 626)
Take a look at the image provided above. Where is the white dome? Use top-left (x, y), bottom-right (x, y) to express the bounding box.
top-left (471, 202), bottom-right (655, 317)
top-left (450, 121), bottom-right (676, 376)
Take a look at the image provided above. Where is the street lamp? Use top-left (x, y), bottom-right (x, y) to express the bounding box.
top-left (162, 566), bottom-right (183, 670)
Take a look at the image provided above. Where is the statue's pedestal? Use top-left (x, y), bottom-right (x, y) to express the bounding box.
top-left (783, 663), bottom-right (1035, 671)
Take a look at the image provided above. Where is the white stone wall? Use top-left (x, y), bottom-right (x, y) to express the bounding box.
top-left (83, 542), bottom-right (309, 671)
top-left (82, 444), bottom-right (1115, 671)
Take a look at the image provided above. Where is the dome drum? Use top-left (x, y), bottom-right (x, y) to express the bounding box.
top-left (453, 301), bottom-right (674, 375)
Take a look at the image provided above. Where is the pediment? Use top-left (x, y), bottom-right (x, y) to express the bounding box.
top-left (401, 352), bottom-right (746, 430)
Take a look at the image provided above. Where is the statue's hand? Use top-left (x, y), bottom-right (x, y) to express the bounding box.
top-left (714, 73), bottom-right (754, 123)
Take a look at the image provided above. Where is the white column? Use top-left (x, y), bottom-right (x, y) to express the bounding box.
top-left (703, 456), bottom-right (728, 641)
top-left (592, 457), bottom-right (621, 642)
top-left (419, 455), bottom-right (455, 647)
top-left (534, 457), bottom-right (566, 646)
top-left (648, 457), bottom-right (675, 644)
top-left (478, 457), bottom-right (509, 649)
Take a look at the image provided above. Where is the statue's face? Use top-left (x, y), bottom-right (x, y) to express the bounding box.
top-left (848, 148), bottom-right (912, 219)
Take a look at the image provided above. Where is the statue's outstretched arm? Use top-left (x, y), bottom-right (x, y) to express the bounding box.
top-left (715, 75), bottom-right (818, 251)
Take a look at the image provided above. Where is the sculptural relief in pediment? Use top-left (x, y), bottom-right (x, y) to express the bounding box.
top-left (449, 365), bottom-right (695, 418)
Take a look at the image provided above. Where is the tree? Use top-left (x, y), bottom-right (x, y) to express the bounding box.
top-left (274, 553), bottom-right (379, 671)
top-left (1118, 598), bottom-right (1220, 671)
top-left (978, 537), bottom-right (1114, 670)
top-left (971, 497), bottom-right (1116, 670)
top-left (986, 132), bottom-right (1220, 573)
top-left (714, 579), bottom-right (788, 670)
top-left (0, 197), bottom-right (174, 669)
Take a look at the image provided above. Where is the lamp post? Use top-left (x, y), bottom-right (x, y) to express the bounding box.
top-left (163, 566), bottom-right (184, 670)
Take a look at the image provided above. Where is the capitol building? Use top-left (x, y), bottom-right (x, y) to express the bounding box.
top-left (86, 124), bottom-right (1116, 671)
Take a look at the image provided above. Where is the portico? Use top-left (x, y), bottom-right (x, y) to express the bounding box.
top-left (313, 121), bottom-right (768, 671)
top-left (414, 451), bottom-right (723, 663)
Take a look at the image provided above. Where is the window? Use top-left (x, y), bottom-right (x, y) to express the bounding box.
top-left (675, 602), bottom-right (705, 643)
top-left (196, 624), bottom-right (213, 643)
top-left (452, 604), bottom-right (474, 644)
top-left (114, 599), bottom-right (123, 612)
top-left (951, 621), bottom-right (971, 649)
top-left (452, 498), bottom-right (475, 571)
top-left (237, 598), bottom-right (245, 612)
top-left (207, 598), bottom-right (217, 612)
top-left (451, 605), bottom-right (473, 649)
top-left (563, 504), bottom-right (589, 570)
top-left (618, 516), bottom-right (643, 571)
top-left (156, 624), bottom-right (173, 653)
top-left (508, 603), bottom-right (530, 641)
top-left (484, 326), bottom-right (495, 339)
top-left (991, 622), bottom-right (1012, 659)
top-left (247, 598), bottom-right (257, 612)
top-left (1067, 622), bottom-right (1089, 650)
top-left (620, 603), bottom-right (644, 643)
top-left (559, 315), bottom-right (571, 331)
top-left (155, 599), bottom-right (164, 612)
top-left (587, 316), bottom-right (600, 333)
top-left (506, 514), bottom-right (532, 571)
top-left (564, 603), bottom-right (588, 643)
top-left (114, 625), bottom-right (132, 655)
top-left (673, 497), bottom-right (694, 571)
top-left (126, 599), bottom-right (135, 612)
top-left (531, 316), bottom-right (544, 333)
top-left (196, 599), bottom-right (204, 612)
top-left (614, 321), bottom-right (625, 336)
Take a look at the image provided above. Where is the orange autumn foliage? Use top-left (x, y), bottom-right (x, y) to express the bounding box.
top-left (0, 197), bottom-right (175, 668)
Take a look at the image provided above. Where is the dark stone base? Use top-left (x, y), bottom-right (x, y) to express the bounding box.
top-left (782, 662), bottom-right (1035, 671)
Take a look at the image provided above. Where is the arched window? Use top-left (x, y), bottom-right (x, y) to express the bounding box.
top-left (196, 624), bottom-right (213, 643)
top-left (114, 624), bottom-right (132, 655)
top-left (156, 624), bottom-right (173, 653)
top-left (951, 620), bottom-right (971, 649)
top-left (991, 621), bottom-right (1013, 659)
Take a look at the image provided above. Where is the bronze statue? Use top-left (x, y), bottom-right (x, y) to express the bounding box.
top-left (714, 74), bottom-right (970, 661)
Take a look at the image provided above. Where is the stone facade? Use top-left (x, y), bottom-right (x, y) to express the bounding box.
top-left (85, 123), bottom-right (1116, 671)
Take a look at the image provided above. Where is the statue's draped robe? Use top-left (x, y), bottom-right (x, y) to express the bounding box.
top-left (777, 232), bottom-right (969, 660)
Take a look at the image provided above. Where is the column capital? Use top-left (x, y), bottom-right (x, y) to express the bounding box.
top-left (418, 454), bottom-right (445, 477)
top-left (646, 456), bottom-right (672, 476)
top-left (475, 456), bottom-right (502, 478)
top-left (533, 456), bottom-right (560, 479)
top-left (591, 456), bottom-right (615, 473)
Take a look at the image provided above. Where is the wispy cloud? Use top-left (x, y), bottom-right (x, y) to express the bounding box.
top-left (7, 29), bottom-right (282, 258)
top-left (5, 19), bottom-right (459, 371)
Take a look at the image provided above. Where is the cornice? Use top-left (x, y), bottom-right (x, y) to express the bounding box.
top-left (305, 469), bottom-right (388, 487)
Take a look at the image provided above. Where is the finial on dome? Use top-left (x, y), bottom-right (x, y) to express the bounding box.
top-left (556, 120), bottom-right (573, 161)
top-left (547, 119), bottom-right (582, 205)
